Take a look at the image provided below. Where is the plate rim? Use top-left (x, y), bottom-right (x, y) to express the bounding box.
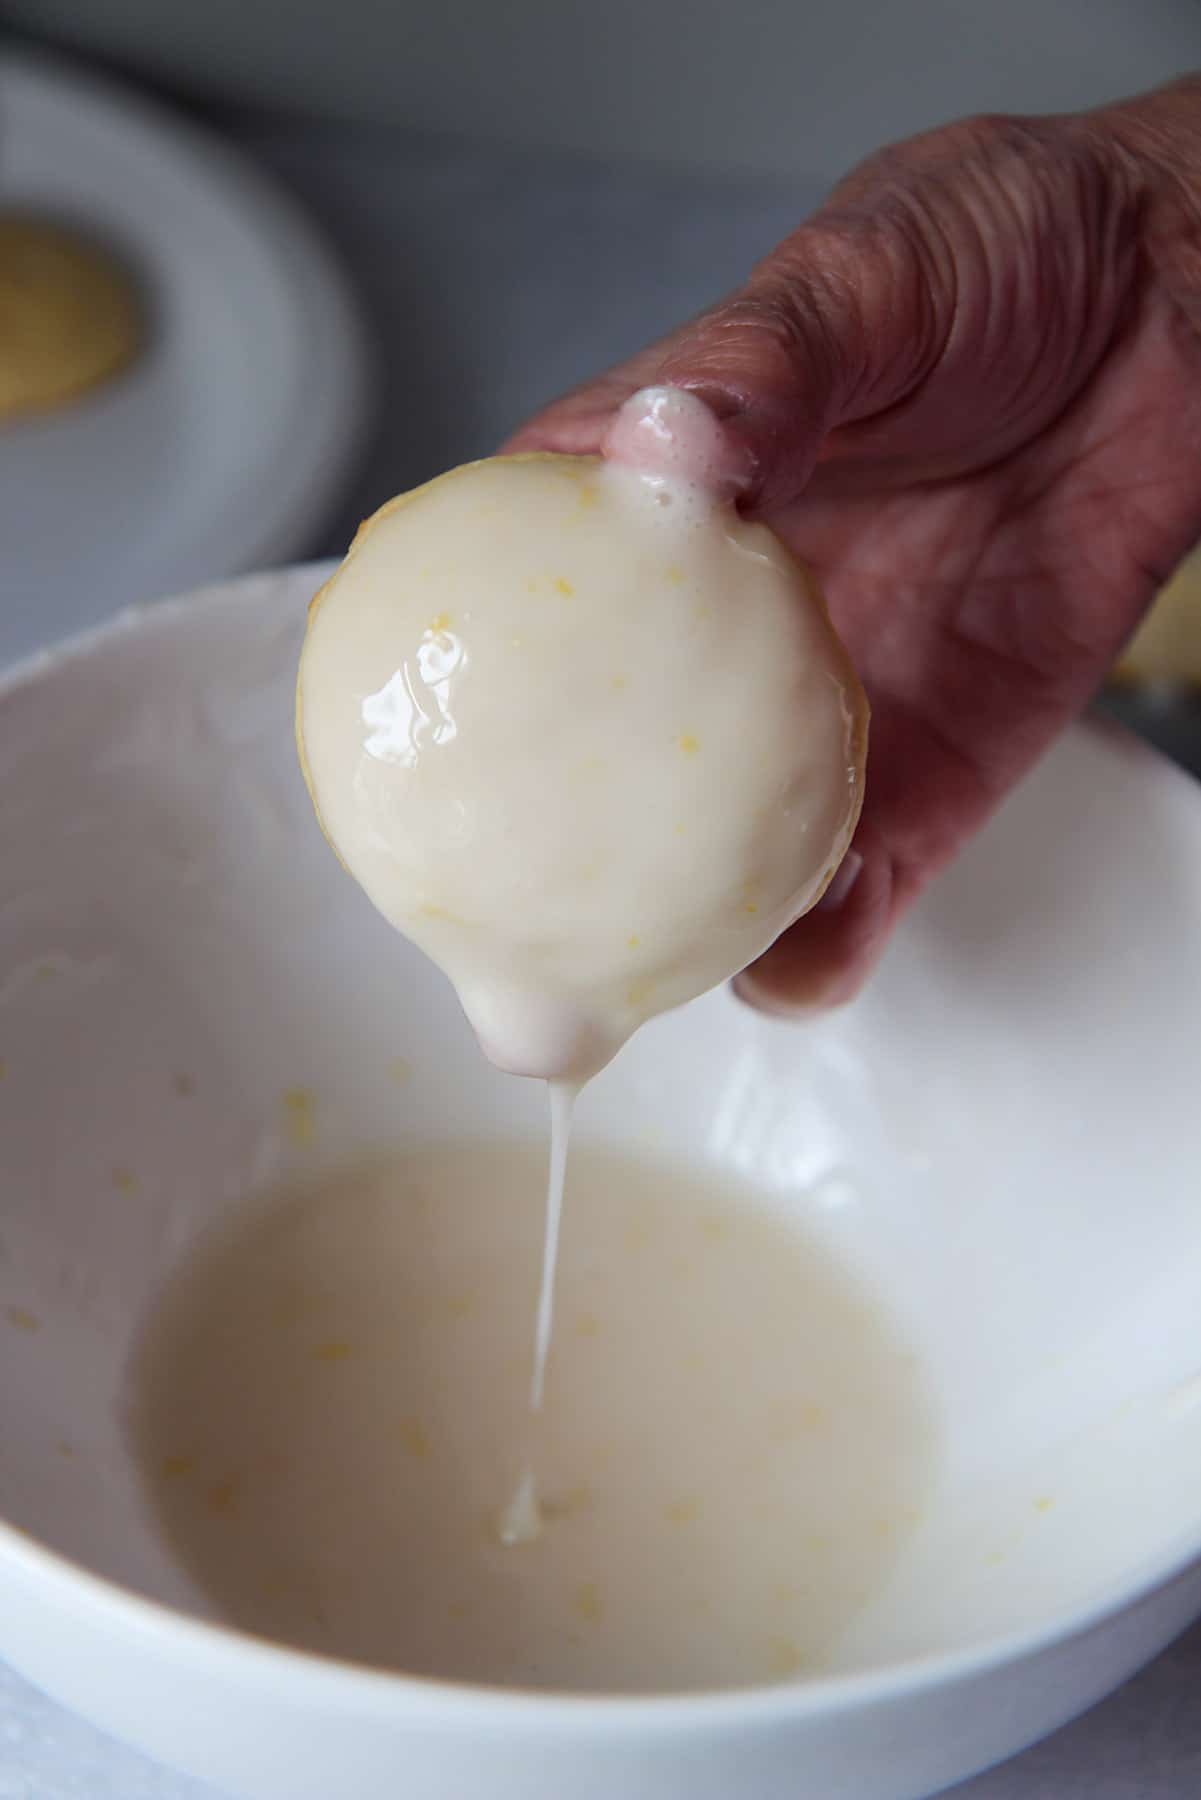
top-left (0, 45), bottom-right (373, 640)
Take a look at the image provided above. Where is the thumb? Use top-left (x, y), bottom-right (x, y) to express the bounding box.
top-left (508, 106), bottom-right (1143, 507)
top-left (503, 210), bottom-right (942, 514)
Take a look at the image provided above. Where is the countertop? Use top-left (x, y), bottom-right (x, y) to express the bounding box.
top-left (3, 104), bottom-right (1201, 1799)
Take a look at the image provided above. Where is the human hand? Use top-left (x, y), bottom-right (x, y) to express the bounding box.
top-left (504, 78), bottom-right (1201, 1010)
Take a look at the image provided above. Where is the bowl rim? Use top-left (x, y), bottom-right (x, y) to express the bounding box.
top-left (2, 569), bottom-right (1200, 1725)
top-left (4, 1469), bottom-right (1200, 1725)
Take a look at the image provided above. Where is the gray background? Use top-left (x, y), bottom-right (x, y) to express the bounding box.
top-left (6, 0), bottom-right (1201, 177)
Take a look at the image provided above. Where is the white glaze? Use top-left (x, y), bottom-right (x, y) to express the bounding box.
top-left (297, 388), bottom-right (866, 1082)
top-left (297, 390), bottom-right (867, 1548)
top-left (498, 1078), bottom-right (578, 1547)
top-left (130, 1140), bottom-right (934, 1692)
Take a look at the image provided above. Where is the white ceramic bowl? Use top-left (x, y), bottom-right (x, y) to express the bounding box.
top-left (2, 567), bottom-right (1201, 1800)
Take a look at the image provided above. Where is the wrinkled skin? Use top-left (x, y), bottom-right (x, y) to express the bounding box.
top-left (506, 79), bottom-right (1201, 1010)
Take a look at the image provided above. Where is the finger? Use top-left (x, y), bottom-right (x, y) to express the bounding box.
top-left (732, 826), bottom-right (895, 1014)
top-left (507, 108), bottom-right (1143, 504)
top-left (503, 210), bottom-right (947, 514)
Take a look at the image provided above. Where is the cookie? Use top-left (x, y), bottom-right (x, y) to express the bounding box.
top-left (0, 213), bottom-right (143, 422)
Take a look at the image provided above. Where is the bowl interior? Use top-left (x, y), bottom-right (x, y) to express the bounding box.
top-left (2, 566), bottom-right (1201, 1683)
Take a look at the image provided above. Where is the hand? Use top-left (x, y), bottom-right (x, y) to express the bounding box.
top-left (504, 78), bottom-right (1201, 1010)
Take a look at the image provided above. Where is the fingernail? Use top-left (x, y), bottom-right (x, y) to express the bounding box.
top-left (605, 386), bottom-right (753, 497)
top-left (730, 969), bottom-right (816, 1020)
top-left (816, 849), bottom-right (863, 914)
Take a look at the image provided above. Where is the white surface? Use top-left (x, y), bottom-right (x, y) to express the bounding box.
top-left (6, 0), bottom-right (1201, 177)
top-left (0, 50), bottom-right (370, 667)
top-left (0, 569), bottom-right (1200, 1797)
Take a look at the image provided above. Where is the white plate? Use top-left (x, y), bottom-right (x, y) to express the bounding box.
top-left (0, 48), bottom-right (371, 665)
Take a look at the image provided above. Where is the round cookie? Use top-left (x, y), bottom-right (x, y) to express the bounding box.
top-left (298, 431), bottom-right (868, 1080)
top-left (0, 214), bottom-right (143, 421)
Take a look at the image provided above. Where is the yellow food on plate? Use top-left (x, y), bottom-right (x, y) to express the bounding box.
top-left (0, 213), bottom-right (143, 421)
top-left (1113, 552), bottom-right (1201, 688)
